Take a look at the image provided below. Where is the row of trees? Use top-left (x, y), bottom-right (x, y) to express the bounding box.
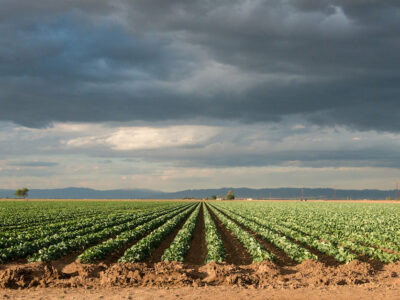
top-left (12, 188), bottom-right (234, 200)
top-left (209, 190), bottom-right (235, 200)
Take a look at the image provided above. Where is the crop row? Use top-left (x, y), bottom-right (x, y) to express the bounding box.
top-left (0, 204), bottom-right (188, 263)
top-left (210, 204), bottom-right (317, 263)
top-left (0, 207), bottom-right (113, 230)
top-left (297, 206), bottom-right (400, 251)
top-left (0, 212), bottom-right (147, 250)
top-left (77, 204), bottom-right (194, 263)
top-left (0, 201), bottom-right (172, 230)
top-left (203, 204), bottom-right (225, 263)
top-left (28, 204), bottom-right (192, 263)
top-left (213, 203), bottom-right (357, 263)
top-left (0, 211), bottom-right (102, 233)
top-left (119, 204), bottom-right (198, 262)
top-left (0, 203), bottom-right (184, 249)
top-left (277, 211), bottom-right (400, 258)
top-left (234, 202), bottom-right (400, 260)
top-left (224, 202), bottom-right (399, 263)
top-left (162, 204), bottom-right (201, 262)
top-left (1, 200), bottom-right (399, 266)
top-left (232, 204), bottom-right (398, 263)
top-left (207, 205), bottom-right (275, 262)
top-left (281, 218), bottom-right (400, 263)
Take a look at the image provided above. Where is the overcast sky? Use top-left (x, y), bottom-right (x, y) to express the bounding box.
top-left (1, 0), bottom-right (400, 191)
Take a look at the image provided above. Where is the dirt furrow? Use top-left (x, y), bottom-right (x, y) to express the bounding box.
top-left (145, 211), bottom-right (192, 264)
top-left (184, 204), bottom-right (206, 265)
top-left (101, 239), bottom-right (139, 266)
top-left (235, 212), bottom-right (341, 267)
top-left (207, 205), bottom-right (252, 265)
top-left (211, 206), bottom-right (295, 266)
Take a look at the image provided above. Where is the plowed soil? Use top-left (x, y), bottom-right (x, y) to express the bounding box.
top-left (145, 215), bottom-right (189, 264)
top-left (207, 207), bottom-right (253, 265)
top-left (0, 260), bottom-right (399, 299)
top-left (2, 285), bottom-right (400, 300)
top-left (212, 206), bottom-right (296, 267)
top-left (184, 206), bottom-right (207, 265)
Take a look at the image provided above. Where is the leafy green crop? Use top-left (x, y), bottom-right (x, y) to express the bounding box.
top-left (208, 204), bottom-right (275, 262)
top-left (162, 204), bottom-right (201, 262)
top-left (211, 204), bottom-right (317, 263)
top-left (119, 204), bottom-right (198, 262)
top-left (203, 204), bottom-right (225, 263)
top-left (212, 201), bottom-right (400, 264)
top-left (0, 200), bottom-right (399, 265)
top-left (78, 204), bottom-right (192, 263)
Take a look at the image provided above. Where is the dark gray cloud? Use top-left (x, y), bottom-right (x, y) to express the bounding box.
top-left (7, 161), bottom-right (58, 167)
top-left (0, 0), bottom-right (399, 131)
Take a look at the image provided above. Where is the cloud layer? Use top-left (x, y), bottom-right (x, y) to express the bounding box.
top-left (1, 121), bottom-right (400, 190)
top-left (1, 1), bottom-right (400, 190)
top-left (1, 0), bottom-right (400, 131)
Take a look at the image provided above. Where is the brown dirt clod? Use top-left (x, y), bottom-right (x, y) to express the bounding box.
top-left (0, 259), bottom-right (399, 290)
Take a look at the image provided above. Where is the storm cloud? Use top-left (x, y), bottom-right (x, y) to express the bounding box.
top-left (1, 1), bottom-right (400, 191)
top-left (0, 0), bottom-right (399, 131)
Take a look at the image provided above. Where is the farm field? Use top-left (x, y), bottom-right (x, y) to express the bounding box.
top-left (0, 200), bottom-right (399, 296)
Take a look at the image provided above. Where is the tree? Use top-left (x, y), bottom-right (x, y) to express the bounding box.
top-left (211, 195), bottom-right (217, 200)
top-left (226, 190), bottom-right (235, 200)
top-left (15, 188), bottom-right (29, 199)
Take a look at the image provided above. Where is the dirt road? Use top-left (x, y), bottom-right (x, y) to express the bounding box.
top-left (2, 285), bottom-right (400, 300)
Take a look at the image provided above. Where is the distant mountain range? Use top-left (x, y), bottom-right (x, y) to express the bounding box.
top-left (0, 187), bottom-right (398, 200)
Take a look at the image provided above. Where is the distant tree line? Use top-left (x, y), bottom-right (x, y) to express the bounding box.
top-left (15, 188), bottom-right (29, 199)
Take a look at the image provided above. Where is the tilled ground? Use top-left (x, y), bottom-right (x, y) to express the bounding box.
top-left (2, 285), bottom-right (400, 300)
top-left (0, 259), bottom-right (399, 290)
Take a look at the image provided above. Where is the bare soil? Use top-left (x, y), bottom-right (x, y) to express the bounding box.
top-left (0, 259), bottom-right (398, 289)
top-left (184, 205), bottom-right (207, 265)
top-left (145, 214), bottom-right (190, 264)
top-left (207, 207), bottom-right (253, 265)
top-left (2, 285), bottom-right (400, 300)
top-left (212, 205), bottom-right (296, 267)
top-left (0, 260), bottom-right (399, 299)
